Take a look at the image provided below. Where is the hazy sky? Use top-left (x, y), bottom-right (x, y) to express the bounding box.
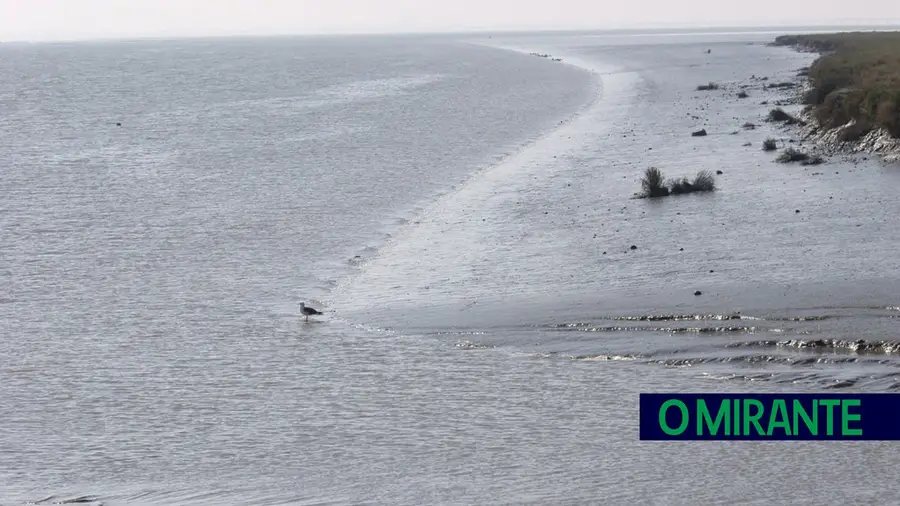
top-left (3, 0), bottom-right (900, 41)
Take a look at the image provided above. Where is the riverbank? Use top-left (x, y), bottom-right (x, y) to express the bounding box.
top-left (772, 32), bottom-right (900, 163)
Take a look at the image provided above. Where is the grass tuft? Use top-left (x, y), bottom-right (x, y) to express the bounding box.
top-left (691, 170), bottom-right (716, 192)
top-left (762, 138), bottom-right (778, 151)
top-left (640, 167), bottom-right (670, 197)
top-left (767, 108), bottom-right (802, 124)
top-left (777, 148), bottom-right (810, 163)
top-left (639, 168), bottom-right (715, 197)
top-left (801, 155), bottom-right (825, 165)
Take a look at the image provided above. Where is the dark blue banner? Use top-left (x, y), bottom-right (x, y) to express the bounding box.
top-left (640, 393), bottom-right (900, 440)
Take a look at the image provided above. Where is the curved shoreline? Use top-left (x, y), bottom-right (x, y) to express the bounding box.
top-left (325, 42), bottom-right (602, 297)
top-left (328, 42), bottom-right (627, 309)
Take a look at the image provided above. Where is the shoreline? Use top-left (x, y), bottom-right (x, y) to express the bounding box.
top-left (769, 32), bottom-right (900, 164)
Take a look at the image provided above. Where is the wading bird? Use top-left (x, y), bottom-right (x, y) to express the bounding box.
top-left (299, 302), bottom-right (323, 322)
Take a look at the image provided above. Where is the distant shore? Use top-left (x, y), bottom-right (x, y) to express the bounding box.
top-left (771, 32), bottom-right (900, 163)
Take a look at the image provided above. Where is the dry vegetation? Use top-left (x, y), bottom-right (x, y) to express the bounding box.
top-left (697, 82), bottom-right (720, 91)
top-left (774, 32), bottom-right (900, 137)
top-left (639, 168), bottom-right (716, 198)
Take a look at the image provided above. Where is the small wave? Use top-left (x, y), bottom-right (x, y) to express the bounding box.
top-left (653, 354), bottom-right (899, 368)
top-left (698, 371), bottom-right (895, 390)
top-left (551, 324), bottom-right (760, 334)
top-left (776, 338), bottom-right (900, 354)
top-left (608, 314), bottom-right (747, 322)
top-left (454, 340), bottom-right (494, 350)
top-left (571, 354), bottom-right (641, 361)
top-left (729, 338), bottom-right (900, 354)
top-left (763, 315), bottom-right (832, 321)
top-left (30, 495), bottom-right (102, 505)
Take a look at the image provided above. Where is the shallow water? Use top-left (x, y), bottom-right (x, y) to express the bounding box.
top-left (3, 29), bottom-right (900, 505)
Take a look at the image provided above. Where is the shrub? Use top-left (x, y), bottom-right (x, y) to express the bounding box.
top-left (691, 170), bottom-right (716, 191)
top-left (640, 167), bottom-right (669, 197)
top-left (775, 32), bottom-right (900, 138)
top-left (762, 138), bottom-right (778, 151)
top-left (638, 168), bottom-right (716, 197)
top-left (768, 108), bottom-right (800, 124)
top-left (669, 177), bottom-right (693, 194)
top-left (801, 155), bottom-right (825, 165)
top-left (777, 148), bottom-right (810, 163)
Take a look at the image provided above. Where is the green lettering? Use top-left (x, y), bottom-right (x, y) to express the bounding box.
top-left (793, 399), bottom-right (818, 435)
top-left (767, 399), bottom-right (792, 436)
top-left (841, 399), bottom-right (862, 436)
top-left (734, 397), bottom-right (740, 435)
top-left (659, 399), bottom-right (689, 436)
top-left (698, 399), bottom-right (730, 436)
top-left (820, 399), bottom-right (840, 435)
top-left (743, 399), bottom-right (765, 435)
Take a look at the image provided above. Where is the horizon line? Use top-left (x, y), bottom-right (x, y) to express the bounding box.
top-left (4, 20), bottom-right (900, 44)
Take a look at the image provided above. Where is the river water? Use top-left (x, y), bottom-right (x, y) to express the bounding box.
top-left (2, 28), bottom-right (899, 505)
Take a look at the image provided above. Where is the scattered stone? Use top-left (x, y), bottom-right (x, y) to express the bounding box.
top-left (692, 129), bottom-right (708, 137)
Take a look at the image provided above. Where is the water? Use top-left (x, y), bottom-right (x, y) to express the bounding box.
top-left (3, 29), bottom-right (900, 505)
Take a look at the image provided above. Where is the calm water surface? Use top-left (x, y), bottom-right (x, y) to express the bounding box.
top-left (2, 30), bottom-right (900, 505)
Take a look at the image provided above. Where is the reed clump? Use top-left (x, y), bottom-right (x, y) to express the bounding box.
top-left (638, 168), bottom-right (716, 198)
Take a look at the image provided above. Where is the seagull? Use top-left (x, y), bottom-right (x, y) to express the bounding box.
top-left (299, 302), bottom-right (323, 322)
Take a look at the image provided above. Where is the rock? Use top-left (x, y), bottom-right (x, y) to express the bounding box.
top-left (692, 129), bottom-right (708, 137)
top-left (716, 170), bottom-right (723, 174)
top-left (694, 291), bottom-right (702, 296)
top-left (795, 209), bottom-right (800, 213)
top-left (630, 245), bottom-right (637, 250)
